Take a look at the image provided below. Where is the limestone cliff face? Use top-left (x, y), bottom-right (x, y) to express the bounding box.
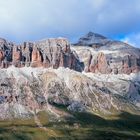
top-left (0, 67), bottom-right (139, 119)
top-left (73, 32), bottom-right (140, 74)
top-left (0, 32), bottom-right (140, 75)
top-left (86, 52), bottom-right (140, 74)
top-left (0, 38), bottom-right (84, 72)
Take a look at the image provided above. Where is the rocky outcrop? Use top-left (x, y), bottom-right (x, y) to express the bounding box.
top-left (74, 32), bottom-right (109, 46)
top-left (73, 48), bottom-right (140, 74)
top-left (89, 52), bottom-right (112, 74)
top-left (0, 38), bottom-right (84, 72)
top-left (31, 47), bottom-right (43, 67)
top-left (0, 32), bottom-right (140, 75)
top-left (73, 32), bottom-right (140, 74)
top-left (0, 67), bottom-right (139, 119)
top-left (87, 52), bottom-right (140, 74)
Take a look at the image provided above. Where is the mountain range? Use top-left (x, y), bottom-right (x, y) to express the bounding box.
top-left (0, 32), bottom-right (140, 140)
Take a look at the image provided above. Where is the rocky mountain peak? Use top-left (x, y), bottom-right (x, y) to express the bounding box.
top-left (75, 32), bottom-right (109, 46)
top-left (86, 31), bottom-right (107, 39)
top-left (75, 32), bottom-right (135, 50)
top-left (72, 32), bottom-right (140, 74)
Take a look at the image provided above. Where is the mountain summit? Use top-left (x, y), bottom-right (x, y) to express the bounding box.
top-left (75, 32), bottom-right (109, 46)
top-left (75, 32), bottom-right (134, 50)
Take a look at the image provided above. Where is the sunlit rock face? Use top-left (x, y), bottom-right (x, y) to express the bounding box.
top-left (1, 32), bottom-right (140, 74)
top-left (73, 32), bottom-right (140, 74)
top-left (0, 38), bottom-right (84, 72)
top-left (0, 67), bottom-right (139, 119)
top-left (0, 33), bottom-right (140, 119)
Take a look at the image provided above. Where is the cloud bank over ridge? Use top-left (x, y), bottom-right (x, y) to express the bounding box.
top-left (0, 0), bottom-right (140, 47)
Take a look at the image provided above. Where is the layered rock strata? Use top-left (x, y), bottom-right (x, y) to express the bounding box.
top-left (0, 32), bottom-right (140, 75)
top-left (0, 38), bottom-right (83, 72)
top-left (73, 32), bottom-right (140, 74)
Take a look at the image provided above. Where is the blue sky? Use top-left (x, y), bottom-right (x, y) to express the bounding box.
top-left (0, 0), bottom-right (140, 47)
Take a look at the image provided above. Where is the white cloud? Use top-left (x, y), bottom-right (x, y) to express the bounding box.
top-left (0, 0), bottom-right (140, 44)
top-left (121, 33), bottom-right (140, 48)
